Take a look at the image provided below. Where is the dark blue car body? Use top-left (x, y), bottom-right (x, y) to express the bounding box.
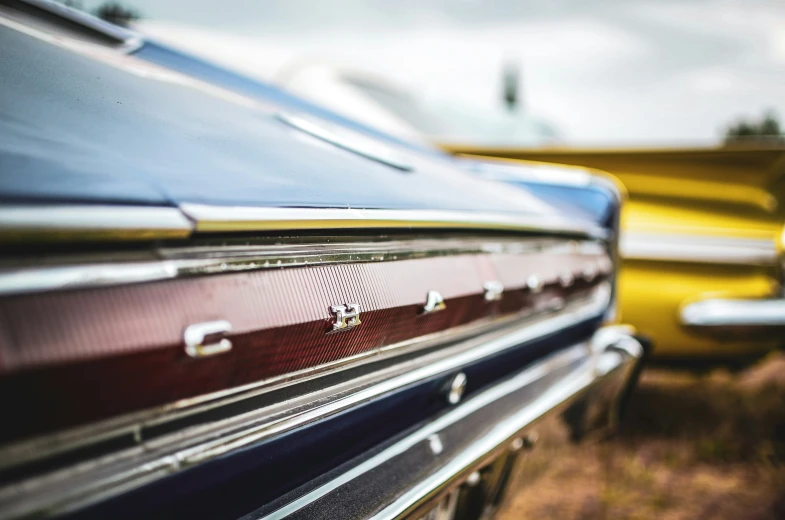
top-left (0, 2), bottom-right (640, 520)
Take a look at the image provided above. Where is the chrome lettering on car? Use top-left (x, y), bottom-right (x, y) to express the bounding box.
top-left (483, 281), bottom-right (504, 301)
top-left (183, 320), bottom-right (233, 358)
top-left (330, 303), bottom-right (362, 332)
top-left (423, 290), bottom-right (446, 313)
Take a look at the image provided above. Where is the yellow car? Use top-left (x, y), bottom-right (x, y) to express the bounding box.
top-left (448, 145), bottom-right (785, 362)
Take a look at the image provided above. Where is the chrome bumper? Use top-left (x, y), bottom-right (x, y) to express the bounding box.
top-left (681, 297), bottom-right (785, 337)
top-left (620, 232), bottom-right (778, 265)
top-left (255, 326), bottom-right (644, 520)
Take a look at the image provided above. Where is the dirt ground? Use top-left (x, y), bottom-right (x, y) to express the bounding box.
top-left (499, 352), bottom-right (785, 520)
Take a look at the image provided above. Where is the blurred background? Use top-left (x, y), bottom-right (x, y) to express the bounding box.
top-left (55, 1), bottom-right (785, 518)
top-left (66, 0), bottom-right (785, 147)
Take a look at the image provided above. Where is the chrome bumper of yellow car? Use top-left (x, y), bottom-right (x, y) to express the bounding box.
top-left (681, 297), bottom-right (785, 337)
top-left (619, 232), bottom-right (779, 265)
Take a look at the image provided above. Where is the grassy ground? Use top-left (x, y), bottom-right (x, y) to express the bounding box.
top-left (499, 352), bottom-right (785, 519)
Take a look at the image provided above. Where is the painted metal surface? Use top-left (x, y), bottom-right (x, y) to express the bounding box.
top-left (0, 18), bottom-right (563, 221)
top-left (132, 39), bottom-right (428, 155)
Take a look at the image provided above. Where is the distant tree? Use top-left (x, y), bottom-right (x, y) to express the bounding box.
top-left (93, 2), bottom-right (140, 27)
top-left (759, 113), bottom-right (781, 136)
top-left (724, 111), bottom-right (784, 145)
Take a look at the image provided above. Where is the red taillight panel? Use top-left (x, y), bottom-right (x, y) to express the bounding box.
top-left (0, 248), bottom-right (609, 442)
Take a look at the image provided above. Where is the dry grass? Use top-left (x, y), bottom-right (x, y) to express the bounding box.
top-left (499, 352), bottom-right (785, 520)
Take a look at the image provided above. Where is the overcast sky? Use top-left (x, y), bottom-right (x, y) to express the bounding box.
top-left (85, 0), bottom-right (785, 145)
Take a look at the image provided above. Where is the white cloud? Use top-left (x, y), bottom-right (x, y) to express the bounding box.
top-left (138, 1), bottom-right (785, 145)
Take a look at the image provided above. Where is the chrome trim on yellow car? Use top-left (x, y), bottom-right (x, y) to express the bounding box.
top-left (681, 297), bottom-right (785, 328)
top-left (619, 232), bottom-right (778, 265)
top-left (180, 204), bottom-right (608, 239)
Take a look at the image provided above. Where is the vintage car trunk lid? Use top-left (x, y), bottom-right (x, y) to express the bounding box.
top-left (0, 21), bottom-right (568, 223)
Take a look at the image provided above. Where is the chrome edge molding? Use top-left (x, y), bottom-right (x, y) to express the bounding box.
top-left (7, 0), bottom-right (143, 52)
top-left (0, 204), bottom-right (605, 246)
top-left (459, 157), bottom-right (593, 187)
top-left (181, 203), bottom-right (608, 238)
top-left (620, 232), bottom-right (778, 265)
top-left (457, 156), bottom-right (623, 206)
top-left (261, 326), bottom-right (643, 520)
top-left (277, 112), bottom-right (414, 171)
top-left (0, 286), bottom-right (611, 519)
top-left (0, 261), bottom-right (180, 295)
top-left (681, 297), bottom-right (785, 328)
top-left (0, 205), bottom-right (193, 241)
top-left (0, 237), bottom-right (604, 296)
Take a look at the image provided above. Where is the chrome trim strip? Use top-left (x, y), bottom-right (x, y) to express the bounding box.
top-left (681, 297), bottom-right (785, 328)
top-left (0, 237), bottom-right (605, 295)
top-left (0, 261), bottom-right (180, 295)
top-left (460, 157), bottom-right (593, 187)
top-left (260, 326), bottom-right (642, 519)
top-left (278, 112), bottom-right (414, 171)
top-left (181, 204), bottom-right (607, 238)
top-left (619, 232), bottom-right (777, 265)
top-left (5, 0), bottom-right (143, 52)
top-left (456, 156), bottom-right (624, 207)
top-left (0, 205), bottom-right (193, 241)
top-left (0, 286), bottom-right (610, 518)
